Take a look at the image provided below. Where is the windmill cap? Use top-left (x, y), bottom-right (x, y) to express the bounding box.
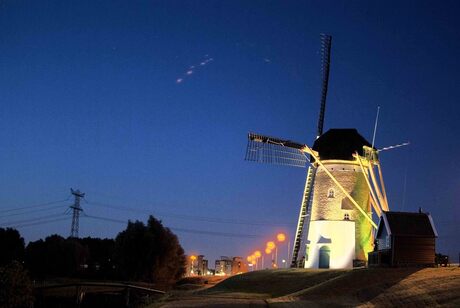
top-left (312, 128), bottom-right (372, 161)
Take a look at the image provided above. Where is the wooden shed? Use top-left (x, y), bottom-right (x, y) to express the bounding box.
top-left (368, 211), bottom-right (438, 267)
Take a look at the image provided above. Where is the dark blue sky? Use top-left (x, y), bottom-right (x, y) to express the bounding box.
top-left (1, 1), bottom-right (459, 263)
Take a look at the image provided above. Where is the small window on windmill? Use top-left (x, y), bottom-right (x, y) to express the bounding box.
top-left (344, 213), bottom-right (350, 220)
top-left (327, 188), bottom-right (335, 198)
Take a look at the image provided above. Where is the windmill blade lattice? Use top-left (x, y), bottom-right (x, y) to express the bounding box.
top-left (245, 133), bottom-right (308, 168)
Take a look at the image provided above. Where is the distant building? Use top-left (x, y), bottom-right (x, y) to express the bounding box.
top-left (369, 211), bottom-right (438, 267)
top-left (185, 254), bottom-right (210, 276)
top-left (197, 255), bottom-right (209, 276)
top-left (231, 256), bottom-right (248, 275)
top-left (215, 256), bottom-right (248, 276)
top-left (215, 256), bottom-right (233, 276)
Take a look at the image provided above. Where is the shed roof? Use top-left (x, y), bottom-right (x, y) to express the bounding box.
top-left (378, 211), bottom-right (438, 238)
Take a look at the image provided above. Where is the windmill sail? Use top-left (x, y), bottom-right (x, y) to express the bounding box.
top-left (245, 133), bottom-right (308, 168)
top-left (244, 34), bottom-right (334, 268)
top-left (290, 166), bottom-right (316, 267)
top-left (291, 34), bottom-right (332, 268)
top-left (317, 34), bottom-right (332, 137)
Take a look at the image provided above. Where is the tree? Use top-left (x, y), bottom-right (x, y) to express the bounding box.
top-left (147, 217), bottom-right (186, 283)
top-left (0, 228), bottom-right (25, 266)
top-left (114, 216), bottom-right (186, 284)
top-left (0, 261), bottom-right (33, 308)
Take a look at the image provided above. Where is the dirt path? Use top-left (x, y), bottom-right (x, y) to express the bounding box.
top-left (159, 296), bottom-right (267, 307)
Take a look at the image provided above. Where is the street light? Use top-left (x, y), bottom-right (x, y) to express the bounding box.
top-left (276, 233), bottom-right (291, 268)
top-left (254, 250), bottom-right (262, 270)
top-left (277, 233), bottom-right (286, 242)
top-left (248, 254), bottom-right (259, 270)
top-left (190, 255), bottom-right (197, 275)
top-left (276, 233), bottom-right (290, 268)
top-left (266, 241), bottom-right (276, 250)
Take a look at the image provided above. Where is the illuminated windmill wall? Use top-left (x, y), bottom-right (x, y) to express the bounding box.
top-left (304, 129), bottom-right (374, 268)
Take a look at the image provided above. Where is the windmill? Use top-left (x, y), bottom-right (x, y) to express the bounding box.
top-left (245, 35), bottom-right (392, 269)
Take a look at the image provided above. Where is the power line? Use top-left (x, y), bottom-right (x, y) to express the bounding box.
top-left (171, 227), bottom-right (260, 238)
top-left (0, 198), bottom-right (70, 214)
top-left (82, 213), bottom-right (126, 224)
top-left (82, 214), bottom-right (261, 238)
top-left (14, 217), bottom-right (71, 228)
top-left (86, 200), bottom-right (293, 227)
top-left (0, 213), bottom-right (68, 227)
top-left (0, 204), bottom-right (67, 219)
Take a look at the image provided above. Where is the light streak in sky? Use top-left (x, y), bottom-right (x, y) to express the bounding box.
top-left (176, 55), bottom-right (213, 84)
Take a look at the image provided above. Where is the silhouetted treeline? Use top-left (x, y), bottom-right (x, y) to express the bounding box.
top-left (0, 228), bottom-right (25, 267)
top-left (25, 235), bottom-right (109, 279)
top-left (0, 215), bottom-right (186, 285)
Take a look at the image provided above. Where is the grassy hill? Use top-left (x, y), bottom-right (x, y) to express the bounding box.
top-left (202, 268), bottom-right (346, 298)
top-left (154, 267), bottom-right (460, 307)
top-left (271, 267), bottom-right (460, 307)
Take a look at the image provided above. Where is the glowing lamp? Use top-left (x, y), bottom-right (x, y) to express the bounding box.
top-left (254, 250), bottom-right (262, 258)
top-left (265, 248), bottom-right (272, 254)
top-left (190, 255), bottom-right (197, 261)
top-left (266, 241), bottom-right (276, 250)
top-left (276, 233), bottom-right (286, 242)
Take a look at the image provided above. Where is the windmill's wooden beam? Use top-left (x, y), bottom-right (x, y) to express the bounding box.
top-left (300, 146), bottom-right (319, 157)
top-left (248, 132), bottom-right (313, 152)
top-left (304, 145), bottom-right (378, 229)
top-left (368, 163), bottom-right (389, 211)
top-left (369, 195), bottom-right (382, 218)
top-left (376, 162), bottom-right (389, 210)
top-left (354, 153), bottom-right (383, 216)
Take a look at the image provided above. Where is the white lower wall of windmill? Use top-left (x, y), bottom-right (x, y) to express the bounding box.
top-left (304, 220), bottom-right (356, 269)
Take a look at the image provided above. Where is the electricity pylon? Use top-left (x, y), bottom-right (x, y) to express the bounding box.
top-left (70, 188), bottom-right (85, 238)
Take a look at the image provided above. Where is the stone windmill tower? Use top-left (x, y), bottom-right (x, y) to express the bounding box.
top-left (303, 129), bottom-right (377, 268)
top-left (245, 35), bottom-right (392, 269)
